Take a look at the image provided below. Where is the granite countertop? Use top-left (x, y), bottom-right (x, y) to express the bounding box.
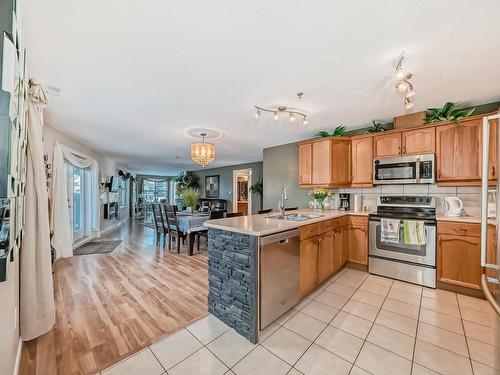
top-left (204, 209), bottom-right (372, 236)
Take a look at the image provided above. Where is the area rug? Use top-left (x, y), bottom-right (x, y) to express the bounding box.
top-left (74, 240), bottom-right (122, 255)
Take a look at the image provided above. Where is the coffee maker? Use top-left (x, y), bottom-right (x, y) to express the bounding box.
top-left (339, 193), bottom-right (351, 210)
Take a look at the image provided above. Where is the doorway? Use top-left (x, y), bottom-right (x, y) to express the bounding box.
top-left (233, 168), bottom-right (252, 215)
top-left (66, 164), bottom-right (90, 245)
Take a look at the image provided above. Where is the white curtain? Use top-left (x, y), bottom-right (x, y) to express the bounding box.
top-left (20, 83), bottom-right (55, 340)
top-left (51, 142), bottom-right (99, 258)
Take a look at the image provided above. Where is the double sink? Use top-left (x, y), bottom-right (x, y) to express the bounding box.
top-left (268, 213), bottom-right (324, 222)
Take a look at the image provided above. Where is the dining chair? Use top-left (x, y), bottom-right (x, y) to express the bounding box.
top-left (163, 204), bottom-right (186, 253)
top-left (225, 212), bottom-right (245, 218)
top-left (258, 208), bottom-right (273, 214)
top-left (284, 207), bottom-right (299, 211)
top-left (152, 203), bottom-right (167, 245)
top-left (196, 210), bottom-right (224, 252)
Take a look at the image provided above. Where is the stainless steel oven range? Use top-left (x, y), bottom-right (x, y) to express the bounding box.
top-left (368, 196), bottom-right (436, 288)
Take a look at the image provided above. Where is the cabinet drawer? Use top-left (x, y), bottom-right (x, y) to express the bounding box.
top-left (437, 221), bottom-right (480, 237)
top-left (349, 215), bottom-right (368, 227)
top-left (318, 220), bottom-right (334, 234)
top-left (300, 224), bottom-right (318, 240)
top-left (332, 216), bottom-right (349, 229)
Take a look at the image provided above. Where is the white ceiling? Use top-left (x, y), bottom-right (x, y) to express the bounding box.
top-left (23, 0), bottom-right (500, 175)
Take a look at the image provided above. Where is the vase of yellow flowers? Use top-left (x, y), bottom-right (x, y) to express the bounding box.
top-left (308, 187), bottom-right (332, 212)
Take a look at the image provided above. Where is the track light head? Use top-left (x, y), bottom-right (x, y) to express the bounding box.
top-left (289, 113), bottom-right (295, 122)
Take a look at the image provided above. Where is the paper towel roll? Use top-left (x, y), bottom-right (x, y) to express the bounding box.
top-left (354, 194), bottom-right (362, 211)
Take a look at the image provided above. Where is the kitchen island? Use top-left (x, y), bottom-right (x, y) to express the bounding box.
top-left (204, 209), bottom-right (370, 343)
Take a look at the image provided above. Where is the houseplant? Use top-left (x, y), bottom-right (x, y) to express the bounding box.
top-left (316, 125), bottom-right (347, 137)
top-left (249, 177), bottom-right (264, 210)
top-left (308, 187), bottom-right (332, 211)
top-left (367, 120), bottom-right (386, 133)
top-left (179, 187), bottom-right (200, 213)
top-left (425, 102), bottom-right (475, 124)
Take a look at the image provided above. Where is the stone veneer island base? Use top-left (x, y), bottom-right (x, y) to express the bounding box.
top-left (207, 228), bottom-right (259, 343)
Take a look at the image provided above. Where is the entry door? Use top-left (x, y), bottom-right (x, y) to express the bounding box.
top-left (66, 164), bottom-right (87, 243)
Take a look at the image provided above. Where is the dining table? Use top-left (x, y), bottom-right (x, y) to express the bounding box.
top-left (176, 211), bottom-right (210, 255)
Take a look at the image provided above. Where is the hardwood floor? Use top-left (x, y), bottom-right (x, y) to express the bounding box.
top-left (20, 222), bottom-right (208, 375)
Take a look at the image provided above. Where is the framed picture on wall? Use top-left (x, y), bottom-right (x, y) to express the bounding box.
top-left (205, 175), bottom-right (219, 198)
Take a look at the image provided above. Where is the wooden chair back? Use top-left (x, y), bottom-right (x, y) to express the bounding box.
top-left (209, 210), bottom-right (225, 219)
top-left (152, 203), bottom-right (166, 233)
top-left (258, 208), bottom-right (273, 214)
top-left (225, 212), bottom-right (245, 218)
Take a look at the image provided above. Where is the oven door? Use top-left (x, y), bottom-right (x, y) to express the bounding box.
top-left (369, 218), bottom-right (436, 266)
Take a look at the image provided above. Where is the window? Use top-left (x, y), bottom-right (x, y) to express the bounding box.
top-left (142, 179), bottom-right (168, 203)
top-left (119, 178), bottom-right (128, 208)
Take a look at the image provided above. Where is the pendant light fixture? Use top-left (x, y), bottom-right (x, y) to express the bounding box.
top-left (191, 132), bottom-right (215, 167)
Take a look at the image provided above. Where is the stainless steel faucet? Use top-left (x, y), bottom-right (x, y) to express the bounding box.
top-left (278, 187), bottom-right (288, 215)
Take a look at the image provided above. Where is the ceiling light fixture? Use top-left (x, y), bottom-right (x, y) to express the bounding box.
top-left (394, 53), bottom-right (415, 110)
top-left (254, 108), bottom-right (261, 119)
top-left (254, 104), bottom-right (308, 125)
top-left (191, 132), bottom-right (215, 167)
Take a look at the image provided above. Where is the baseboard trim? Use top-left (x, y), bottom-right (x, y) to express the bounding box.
top-left (13, 337), bottom-right (22, 375)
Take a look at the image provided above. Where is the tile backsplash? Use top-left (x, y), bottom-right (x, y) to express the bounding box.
top-left (329, 185), bottom-right (482, 216)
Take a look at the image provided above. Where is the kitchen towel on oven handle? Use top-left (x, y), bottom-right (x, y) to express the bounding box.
top-left (381, 218), bottom-right (400, 243)
top-left (403, 220), bottom-right (427, 245)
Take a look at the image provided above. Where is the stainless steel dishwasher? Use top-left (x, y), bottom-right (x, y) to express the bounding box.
top-left (259, 229), bottom-right (300, 329)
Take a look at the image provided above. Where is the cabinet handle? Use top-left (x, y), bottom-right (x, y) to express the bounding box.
top-left (492, 166), bottom-right (495, 177)
top-left (437, 170), bottom-right (441, 178)
top-left (402, 146), bottom-right (406, 154)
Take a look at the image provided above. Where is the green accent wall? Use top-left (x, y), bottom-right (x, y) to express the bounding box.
top-left (189, 161), bottom-right (263, 214)
top-left (263, 142), bottom-right (310, 210)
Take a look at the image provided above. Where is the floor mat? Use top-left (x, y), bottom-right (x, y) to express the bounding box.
top-left (73, 240), bottom-right (122, 255)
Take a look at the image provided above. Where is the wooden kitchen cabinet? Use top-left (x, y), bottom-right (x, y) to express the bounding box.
top-left (401, 127), bottom-right (436, 155)
top-left (348, 216), bottom-right (368, 265)
top-left (299, 143), bottom-right (312, 185)
top-left (332, 226), bottom-right (347, 273)
top-left (298, 138), bottom-right (351, 187)
top-left (300, 237), bottom-right (319, 297)
top-left (435, 118), bottom-right (482, 184)
top-left (317, 231), bottom-right (334, 284)
top-left (437, 221), bottom-right (482, 290)
top-left (373, 132), bottom-right (401, 158)
top-left (351, 136), bottom-right (373, 187)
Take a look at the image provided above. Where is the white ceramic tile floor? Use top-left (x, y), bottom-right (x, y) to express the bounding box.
top-left (100, 268), bottom-right (499, 375)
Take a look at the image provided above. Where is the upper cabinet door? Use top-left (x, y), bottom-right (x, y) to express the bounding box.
top-left (488, 119), bottom-right (498, 180)
top-left (312, 139), bottom-right (332, 185)
top-left (352, 137), bottom-right (373, 186)
top-left (373, 132), bottom-right (401, 158)
top-left (401, 127), bottom-right (435, 155)
top-left (436, 119), bottom-right (482, 183)
top-left (331, 140), bottom-right (351, 185)
top-left (299, 143), bottom-right (312, 185)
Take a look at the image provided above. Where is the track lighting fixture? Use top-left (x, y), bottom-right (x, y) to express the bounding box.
top-left (394, 53), bottom-right (415, 110)
top-left (254, 104), bottom-right (308, 125)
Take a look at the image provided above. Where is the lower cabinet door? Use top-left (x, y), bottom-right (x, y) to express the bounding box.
top-left (437, 234), bottom-right (482, 290)
top-left (341, 226), bottom-right (349, 266)
top-left (300, 237), bottom-right (319, 297)
top-left (318, 232), bottom-right (334, 284)
top-left (332, 228), bottom-right (343, 273)
top-left (348, 225), bottom-right (368, 265)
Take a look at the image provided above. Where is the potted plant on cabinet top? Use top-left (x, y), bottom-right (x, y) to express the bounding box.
top-left (425, 102), bottom-right (475, 124)
top-left (180, 187), bottom-right (200, 213)
top-left (308, 187), bottom-right (332, 211)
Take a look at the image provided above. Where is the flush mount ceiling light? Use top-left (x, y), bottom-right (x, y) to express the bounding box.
top-left (394, 53), bottom-right (415, 110)
top-left (191, 132), bottom-right (215, 167)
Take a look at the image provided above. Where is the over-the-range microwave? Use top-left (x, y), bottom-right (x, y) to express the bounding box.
top-left (373, 154), bottom-right (435, 184)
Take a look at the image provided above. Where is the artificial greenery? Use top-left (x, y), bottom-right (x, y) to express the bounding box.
top-left (425, 102), bottom-right (476, 124)
top-left (249, 178), bottom-right (264, 210)
top-left (175, 172), bottom-right (199, 195)
top-left (179, 187), bottom-right (200, 208)
top-left (316, 125), bottom-right (347, 138)
top-left (367, 120), bottom-right (386, 133)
